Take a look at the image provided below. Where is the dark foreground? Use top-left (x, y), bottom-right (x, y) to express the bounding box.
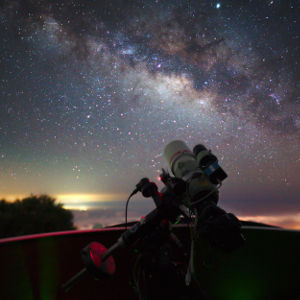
top-left (0, 223), bottom-right (300, 300)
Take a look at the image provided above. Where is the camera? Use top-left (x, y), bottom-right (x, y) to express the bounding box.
top-left (163, 140), bottom-right (227, 207)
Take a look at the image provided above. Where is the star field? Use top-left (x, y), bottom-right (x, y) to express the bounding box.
top-left (0, 0), bottom-right (299, 228)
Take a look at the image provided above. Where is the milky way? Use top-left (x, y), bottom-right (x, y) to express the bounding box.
top-left (0, 0), bottom-right (299, 227)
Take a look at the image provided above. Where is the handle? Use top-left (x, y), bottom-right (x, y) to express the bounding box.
top-left (61, 241), bottom-right (121, 292)
top-left (61, 268), bottom-right (87, 292)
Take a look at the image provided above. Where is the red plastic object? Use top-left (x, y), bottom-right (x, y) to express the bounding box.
top-left (89, 242), bottom-right (105, 268)
top-left (82, 241), bottom-right (116, 278)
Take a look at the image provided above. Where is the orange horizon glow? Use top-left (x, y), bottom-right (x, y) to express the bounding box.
top-left (239, 214), bottom-right (300, 230)
top-left (55, 193), bottom-right (127, 202)
top-left (1, 193), bottom-right (300, 230)
top-left (0, 192), bottom-right (127, 202)
top-left (0, 194), bottom-right (28, 201)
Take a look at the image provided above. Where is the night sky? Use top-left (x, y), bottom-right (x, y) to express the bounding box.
top-left (1, 0), bottom-right (299, 229)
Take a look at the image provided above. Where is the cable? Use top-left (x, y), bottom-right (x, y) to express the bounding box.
top-left (125, 190), bottom-right (137, 230)
top-left (125, 178), bottom-right (150, 230)
top-left (189, 181), bottom-right (222, 208)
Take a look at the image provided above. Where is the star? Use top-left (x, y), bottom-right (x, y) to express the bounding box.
top-left (0, 0), bottom-right (299, 228)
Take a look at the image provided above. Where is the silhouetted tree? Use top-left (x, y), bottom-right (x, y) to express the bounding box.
top-left (0, 195), bottom-right (75, 238)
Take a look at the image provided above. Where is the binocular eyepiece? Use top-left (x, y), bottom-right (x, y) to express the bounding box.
top-left (193, 144), bottom-right (227, 185)
top-left (163, 140), bottom-right (227, 185)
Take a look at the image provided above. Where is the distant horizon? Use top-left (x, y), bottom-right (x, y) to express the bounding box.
top-left (2, 192), bottom-right (300, 231)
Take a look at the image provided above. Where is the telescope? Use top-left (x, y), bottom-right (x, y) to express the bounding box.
top-left (164, 140), bottom-right (227, 208)
top-left (62, 140), bottom-right (243, 299)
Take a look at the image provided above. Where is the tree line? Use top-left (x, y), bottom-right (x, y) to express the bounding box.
top-left (0, 195), bottom-right (75, 238)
